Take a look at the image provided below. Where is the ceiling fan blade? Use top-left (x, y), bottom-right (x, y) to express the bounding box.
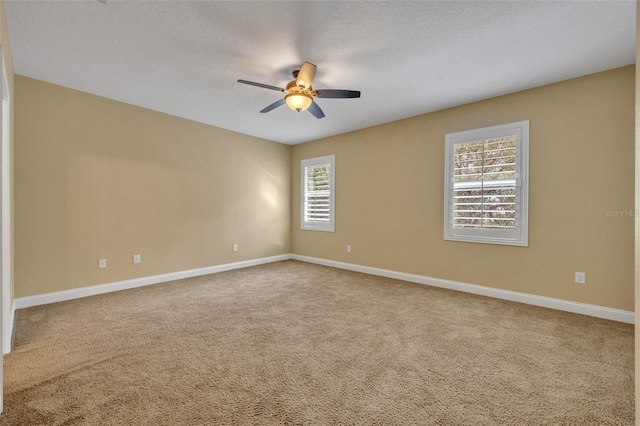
top-left (308, 100), bottom-right (325, 119)
top-left (237, 79), bottom-right (284, 92)
top-left (315, 89), bottom-right (361, 99)
top-left (296, 62), bottom-right (317, 90)
top-left (260, 98), bottom-right (286, 113)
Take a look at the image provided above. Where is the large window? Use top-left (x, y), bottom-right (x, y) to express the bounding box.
top-left (444, 121), bottom-right (529, 246)
top-left (301, 155), bottom-right (335, 232)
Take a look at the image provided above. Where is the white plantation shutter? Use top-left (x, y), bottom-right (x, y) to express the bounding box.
top-left (304, 165), bottom-right (331, 222)
top-left (452, 137), bottom-right (518, 230)
top-left (301, 155), bottom-right (335, 232)
top-left (444, 121), bottom-right (529, 246)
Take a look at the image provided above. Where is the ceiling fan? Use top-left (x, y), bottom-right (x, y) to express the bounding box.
top-left (237, 62), bottom-right (361, 119)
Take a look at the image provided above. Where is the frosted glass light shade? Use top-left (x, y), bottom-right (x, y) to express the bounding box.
top-left (285, 93), bottom-right (313, 112)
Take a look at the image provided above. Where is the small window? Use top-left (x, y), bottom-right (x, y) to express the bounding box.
top-left (444, 121), bottom-right (529, 246)
top-left (301, 155), bottom-right (335, 232)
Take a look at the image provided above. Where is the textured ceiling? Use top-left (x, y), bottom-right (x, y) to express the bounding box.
top-left (5, 1), bottom-right (636, 145)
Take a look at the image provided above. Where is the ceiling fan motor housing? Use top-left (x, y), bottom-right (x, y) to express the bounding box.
top-left (286, 80), bottom-right (310, 94)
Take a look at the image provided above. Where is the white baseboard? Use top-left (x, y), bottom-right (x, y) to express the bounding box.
top-left (14, 254), bottom-right (292, 310)
top-left (291, 254), bottom-right (635, 324)
top-left (13, 253), bottom-right (634, 325)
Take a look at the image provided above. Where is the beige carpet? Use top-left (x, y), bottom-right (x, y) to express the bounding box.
top-left (1, 260), bottom-right (633, 425)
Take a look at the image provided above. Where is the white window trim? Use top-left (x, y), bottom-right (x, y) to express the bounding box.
top-left (301, 154), bottom-right (335, 232)
top-left (444, 121), bottom-right (529, 246)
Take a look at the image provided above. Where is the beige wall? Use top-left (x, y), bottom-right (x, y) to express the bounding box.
top-left (14, 67), bottom-right (635, 311)
top-left (15, 76), bottom-right (290, 298)
top-left (292, 66), bottom-right (635, 311)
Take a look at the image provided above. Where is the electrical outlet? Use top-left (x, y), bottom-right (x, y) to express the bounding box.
top-left (133, 254), bottom-right (141, 264)
top-left (232, 244), bottom-right (238, 252)
top-left (99, 259), bottom-right (107, 269)
top-left (347, 245), bottom-right (352, 253)
top-left (575, 272), bottom-right (586, 284)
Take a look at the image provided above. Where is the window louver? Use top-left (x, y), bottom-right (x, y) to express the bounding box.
top-left (301, 155), bottom-right (335, 232)
top-left (452, 137), bottom-right (518, 231)
top-left (304, 164), bottom-right (331, 223)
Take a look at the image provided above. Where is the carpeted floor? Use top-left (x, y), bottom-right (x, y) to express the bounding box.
top-left (0, 260), bottom-right (634, 425)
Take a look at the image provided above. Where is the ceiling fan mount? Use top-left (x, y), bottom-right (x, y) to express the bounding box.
top-left (238, 62), bottom-right (361, 119)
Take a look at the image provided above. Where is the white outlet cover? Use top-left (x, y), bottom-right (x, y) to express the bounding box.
top-left (99, 259), bottom-right (107, 269)
top-left (575, 272), bottom-right (586, 284)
